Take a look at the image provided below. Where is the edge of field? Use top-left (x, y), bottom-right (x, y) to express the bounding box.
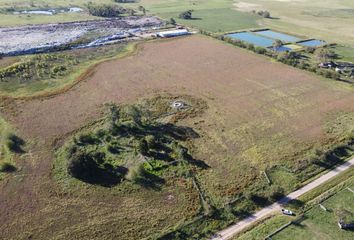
top-left (0, 43), bottom-right (139, 100)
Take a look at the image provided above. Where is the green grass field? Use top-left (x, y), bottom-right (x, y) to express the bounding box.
top-left (335, 46), bottom-right (354, 63)
top-left (235, 0), bottom-right (354, 46)
top-left (158, 8), bottom-right (259, 33)
top-left (0, 0), bottom-right (260, 32)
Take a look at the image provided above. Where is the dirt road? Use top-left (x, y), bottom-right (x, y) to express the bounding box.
top-left (212, 158), bottom-right (354, 240)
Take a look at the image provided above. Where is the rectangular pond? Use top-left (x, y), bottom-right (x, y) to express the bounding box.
top-left (272, 45), bottom-right (293, 52)
top-left (254, 30), bottom-right (301, 43)
top-left (226, 32), bottom-right (274, 47)
top-left (298, 39), bottom-right (326, 47)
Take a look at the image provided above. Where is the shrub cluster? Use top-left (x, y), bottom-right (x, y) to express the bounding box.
top-left (87, 3), bottom-right (128, 17)
top-left (0, 54), bottom-right (73, 82)
top-left (251, 10), bottom-right (271, 18)
top-left (179, 10), bottom-right (193, 19)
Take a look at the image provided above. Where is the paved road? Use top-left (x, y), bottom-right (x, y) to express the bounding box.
top-left (212, 158), bottom-right (354, 240)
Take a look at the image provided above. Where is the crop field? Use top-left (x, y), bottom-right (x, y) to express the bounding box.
top-left (234, 0), bottom-right (354, 46)
top-left (2, 35), bottom-right (354, 238)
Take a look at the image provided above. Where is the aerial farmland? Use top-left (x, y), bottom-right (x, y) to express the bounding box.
top-left (0, 1), bottom-right (354, 240)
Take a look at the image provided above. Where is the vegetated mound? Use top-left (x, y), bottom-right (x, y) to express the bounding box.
top-left (59, 95), bottom-right (208, 188)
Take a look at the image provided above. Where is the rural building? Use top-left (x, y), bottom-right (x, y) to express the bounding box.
top-left (157, 29), bottom-right (189, 38)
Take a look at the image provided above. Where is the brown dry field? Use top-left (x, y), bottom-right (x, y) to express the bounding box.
top-left (1, 35), bottom-right (354, 239)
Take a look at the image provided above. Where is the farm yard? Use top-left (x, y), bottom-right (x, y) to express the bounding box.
top-left (2, 35), bottom-right (354, 239)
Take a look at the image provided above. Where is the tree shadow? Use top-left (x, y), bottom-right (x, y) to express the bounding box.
top-left (146, 123), bottom-right (200, 141)
top-left (0, 163), bottom-right (16, 173)
top-left (282, 198), bottom-right (305, 209)
top-left (7, 134), bottom-right (25, 153)
top-left (232, 209), bottom-right (252, 219)
top-left (250, 195), bottom-right (270, 207)
top-left (134, 169), bottom-right (165, 190)
top-left (68, 153), bottom-right (126, 187)
top-left (313, 144), bottom-right (352, 169)
top-left (149, 151), bottom-right (175, 162)
top-left (184, 152), bottom-right (210, 169)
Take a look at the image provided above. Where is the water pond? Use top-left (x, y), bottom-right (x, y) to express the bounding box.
top-left (254, 30), bottom-right (301, 43)
top-left (298, 39), bottom-right (326, 47)
top-left (226, 32), bottom-right (274, 47)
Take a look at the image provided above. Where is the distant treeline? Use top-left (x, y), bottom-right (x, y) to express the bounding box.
top-left (87, 3), bottom-right (128, 17)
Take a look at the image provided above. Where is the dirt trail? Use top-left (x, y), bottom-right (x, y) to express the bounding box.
top-left (1, 35), bottom-right (354, 239)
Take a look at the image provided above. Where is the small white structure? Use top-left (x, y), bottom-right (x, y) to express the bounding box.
top-left (171, 100), bottom-right (186, 110)
top-left (157, 29), bottom-right (189, 38)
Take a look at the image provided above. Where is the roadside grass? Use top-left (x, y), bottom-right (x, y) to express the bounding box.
top-left (236, 168), bottom-right (354, 240)
top-left (0, 43), bottom-right (136, 98)
top-left (273, 180), bottom-right (354, 240)
top-left (236, 215), bottom-right (291, 240)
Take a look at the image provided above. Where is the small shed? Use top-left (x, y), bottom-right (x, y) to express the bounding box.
top-left (157, 29), bottom-right (189, 38)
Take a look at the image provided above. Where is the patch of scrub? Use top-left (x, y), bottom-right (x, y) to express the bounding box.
top-left (0, 43), bottom-right (135, 98)
top-left (0, 117), bottom-right (24, 179)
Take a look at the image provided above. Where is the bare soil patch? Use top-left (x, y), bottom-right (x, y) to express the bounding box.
top-left (0, 16), bottom-right (163, 56)
top-left (2, 35), bottom-right (354, 239)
